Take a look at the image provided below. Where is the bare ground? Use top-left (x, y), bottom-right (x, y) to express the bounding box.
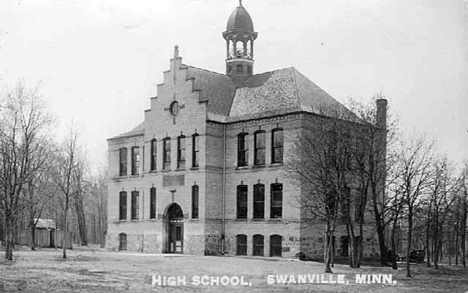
top-left (0, 248), bottom-right (467, 293)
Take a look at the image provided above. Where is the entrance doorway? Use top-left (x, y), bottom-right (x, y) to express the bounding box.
top-left (166, 203), bottom-right (184, 253)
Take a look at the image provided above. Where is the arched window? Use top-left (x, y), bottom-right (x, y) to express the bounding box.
top-left (254, 130), bottom-right (265, 165)
top-left (150, 187), bottom-right (156, 219)
top-left (271, 128), bottom-right (283, 164)
top-left (192, 134), bottom-right (199, 168)
top-left (119, 148), bottom-right (127, 176)
top-left (163, 137), bottom-right (171, 170)
top-left (236, 234), bottom-right (247, 255)
top-left (237, 133), bottom-right (248, 167)
top-left (253, 234), bottom-right (264, 256)
top-left (270, 235), bottom-right (282, 257)
top-left (237, 185), bottom-right (248, 219)
top-left (150, 139), bottom-right (157, 171)
top-left (192, 185), bottom-right (199, 219)
top-left (119, 191), bottom-right (127, 220)
top-left (177, 135), bottom-right (186, 169)
top-left (119, 233), bottom-right (127, 251)
top-left (253, 184), bottom-right (265, 219)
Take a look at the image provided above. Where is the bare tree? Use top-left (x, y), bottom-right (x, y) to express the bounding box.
top-left (0, 82), bottom-right (53, 260)
top-left (289, 110), bottom-right (357, 273)
top-left (53, 128), bottom-right (84, 258)
top-left (394, 134), bottom-right (435, 278)
top-left (347, 96), bottom-right (396, 266)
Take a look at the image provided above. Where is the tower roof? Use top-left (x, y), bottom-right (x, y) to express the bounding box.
top-left (226, 1), bottom-right (255, 33)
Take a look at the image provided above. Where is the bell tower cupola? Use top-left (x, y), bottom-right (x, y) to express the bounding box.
top-left (223, 0), bottom-right (258, 87)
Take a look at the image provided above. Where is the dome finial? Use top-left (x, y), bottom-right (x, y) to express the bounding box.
top-left (174, 45), bottom-right (179, 58)
top-left (239, 0), bottom-right (243, 7)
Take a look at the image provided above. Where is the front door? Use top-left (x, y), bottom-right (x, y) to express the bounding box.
top-left (168, 222), bottom-right (183, 253)
top-left (166, 203), bottom-right (184, 253)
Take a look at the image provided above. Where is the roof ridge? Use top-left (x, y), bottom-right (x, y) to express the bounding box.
top-left (182, 64), bottom-right (227, 77)
top-left (291, 67), bottom-right (302, 109)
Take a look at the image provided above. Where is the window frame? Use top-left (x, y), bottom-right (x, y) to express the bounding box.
top-left (270, 235), bottom-right (282, 257)
top-left (150, 139), bottom-right (157, 171)
top-left (236, 185), bottom-right (248, 219)
top-left (150, 187), bottom-right (156, 219)
top-left (271, 128), bottom-right (284, 164)
top-left (119, 191), bottom-right (127, 220)
top-left (236, 234), bottom-right (247, 256)
top-left (192, 185), bottom-right (199, 219)
top-left (119, 233), bottom-right (127, 251)
top-left (192, 134), bottom-right (199, 168)
top-left (131, 191), bottom-right (139, 220)
top-left (177, 135), bottom-right (186, 169)
top-left (163, 137), bottom-right (171, 170)
top-left (131, 146), bottom-right (140, 175)
top-left (119, 148), bottom-right (127, 176)
top-left (270, 183), bottom-right (283, 219)
top-left (253, 234), bottom-right (264, 256)
top-left (253, 183), bottom-right (265, 219)
top-left (237, 133), bottom-right (248, 167)
top-left (254, 130), bottom-right (266, 166)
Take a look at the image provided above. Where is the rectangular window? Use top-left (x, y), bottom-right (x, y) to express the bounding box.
top-left (177, 136), bottom-right (186, 169)
top-left (163, 138), bottom-right (171, 170)
top-left (254, 131), bottom-right (265, 165)
top-left (131, 146), bottom-right (140, 175)
top-left (119, 148), bottom-right (127, 176)
top-left (119, 191), bottom-right (127, 220)
top-left (236, 64), bottom-right (243, 74)
top-left (150, 139), bottom-right (157, 171)
top-left (272, 129), bottom-right (283, 164)
top-left (192, 134), bottom-right (199, 168)
top-left (237, 185), bottom-right (248, 219)
top-left (131, 191), bottom-right (139, 220)
top-left (150, 188), bottom-right (156, 219)
top-left (192, 185), bottom-right (199, 219)
top-left (271, 183), bottom-right (283, 218)
top-left (237, 133), bottom-right (248, 167)
top-left (253, 184), bottom-right (265, 219)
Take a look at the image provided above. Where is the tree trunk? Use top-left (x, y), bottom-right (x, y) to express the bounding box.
top-left (461, 198), bottom-right (467, 268)
top-left (74, 196), bottom-right (88, 246)
top-left (30, 224), bottom-right (36, 251)
top-left (5, 222), bottom-right (14, 260)
top-left (63, 207), bottom-right (68, 259)
top-left (406, 207), bottom-right (413, 278)
top-left (372, 191), bottom-right (387, 266)
top-left (324, 222), bottom-right (334, 273)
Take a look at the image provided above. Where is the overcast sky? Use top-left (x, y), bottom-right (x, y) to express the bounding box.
top-left (1, 0), bottom-right (467, 172)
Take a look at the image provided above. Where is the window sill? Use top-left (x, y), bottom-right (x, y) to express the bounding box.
top-left (129, 175), bottom-right (140, 178)
top-left (268, 218), bottom-right (282, 222)
top-left (252, 218), bottom-right (265, 221)
top-left (148, 170), bottom-right (158, 173)
top-left (190, 218), bottom-right (199, 221)
top-left (190, 167), bottom-right (200, 170)
top-left (252, 165), bottom-right (265, 169)
top-left (149, 218), bottom-right (157, 221)
top-left (161, 169), bottom-right (171, 173)
top-left (117, 220), bottom-right (127, 223)
top-left (235, 218), bottom-right (248, 222)
top-left (175, 168), bottom-right (186, 172)
top-left (235, 165), bottom-right (249, 170)
top-left (269, 163), bottom-right (283, 167)
top-left (131, 219), bottom-right (140, 222)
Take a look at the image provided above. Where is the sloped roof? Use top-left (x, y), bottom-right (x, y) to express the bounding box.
top-left (109, 122), bottom-right (144, 140)
top-left (228, 67), bottom-right (359, 122)
top-left (109, 66), bottom-right (358, 140)
top-left (184, 65), bottom-right (236, 116)
top-left (35, 218), bottom-right (56, 230)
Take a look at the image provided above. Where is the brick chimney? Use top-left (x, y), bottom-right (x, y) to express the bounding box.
top-left (375, 99), bottom-right (388, 129)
